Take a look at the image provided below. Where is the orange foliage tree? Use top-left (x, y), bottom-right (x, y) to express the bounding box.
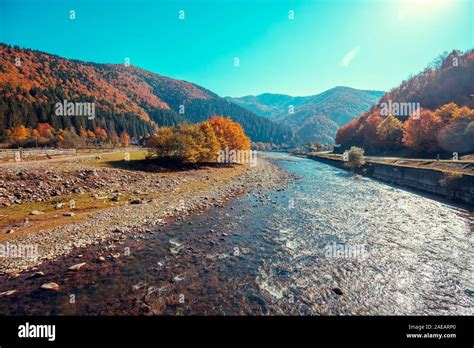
top-left (147, 117), bottom-right (250, 164)
top-left (120, 131), bottom-right (131, 147)
top-left (36, 123), bottom-right (54, 139)
top-left (9, 125), bottom-right (29, 145)
top-left (402, 109), bottom-right (443, 153)
top-left (376, 115), bottom-right (404, 150)
top-left (437, 105), bottom-right (474, 153)
top-left (203, 116), bottom-right (250, 151)
top-left (94, 127), bottom-right (107, 143)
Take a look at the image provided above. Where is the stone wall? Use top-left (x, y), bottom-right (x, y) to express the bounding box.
top-left (308, 154), bottom-right (474, 205)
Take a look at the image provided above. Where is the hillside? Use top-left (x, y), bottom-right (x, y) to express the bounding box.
top-left (226, 86), bottom-right (383, 144)
top-left (0, 44), bottom-right (293, 144)
top-left (335, 49), bottom-right (474, 156)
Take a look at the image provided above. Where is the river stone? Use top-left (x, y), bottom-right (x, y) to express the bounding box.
top-left (41, 282), bottom-right (59, 291)
top-left (26, 271), bottom-right (45, 279)
top-left (111, 194), bottom-right (120, 201)
top-left (0, 290), bottom-right (17, 298)
top-left (68, 262), bottom-right (86, 271)
top-left (30, 210), bottom-right (43, 215)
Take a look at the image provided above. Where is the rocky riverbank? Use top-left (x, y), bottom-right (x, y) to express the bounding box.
top-left (0, 154), bottom-right (291, 275)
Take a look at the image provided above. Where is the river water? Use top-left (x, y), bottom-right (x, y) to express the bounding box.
top-left (0, 152), bottom-right (472, 315)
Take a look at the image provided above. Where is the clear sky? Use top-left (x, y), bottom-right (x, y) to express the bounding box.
top-left (0, 0), bottom-right (472, 97)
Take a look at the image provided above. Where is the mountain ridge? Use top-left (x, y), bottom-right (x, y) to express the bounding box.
top-left (226, 86), bottom-right (384, 144)
top-left (0, 43), bottom-right (293, 144)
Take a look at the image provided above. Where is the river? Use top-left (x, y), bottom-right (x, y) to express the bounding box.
top-left (0, 152), bottom-right (472, 315)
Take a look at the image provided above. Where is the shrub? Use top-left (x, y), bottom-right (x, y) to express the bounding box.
top-left (344, 146), bottom-right (366, 169)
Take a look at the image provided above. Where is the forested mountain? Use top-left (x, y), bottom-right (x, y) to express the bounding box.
top-left (335, 50), bottom-right (474, 156)
top-left (0, 44), bottom-right (293, 144)
top-left (226, 87), bottom-right (383, 144)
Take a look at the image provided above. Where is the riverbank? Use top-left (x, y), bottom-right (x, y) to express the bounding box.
top-left (0, 152), bottom-right (290, 275)
top-left (0, 152), bottom-right (471, 315)
top-left (305, 152), bottom-right (474, 205)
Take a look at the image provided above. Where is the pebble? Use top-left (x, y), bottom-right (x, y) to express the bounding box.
top-left (26, 271), bottom-right (45, 279)
top-left (68, 262), bottom-right (87, 271)
top-left (40, 282), bottom-right (60, 291)
top-left (0, 290), bottom-right (17, 298)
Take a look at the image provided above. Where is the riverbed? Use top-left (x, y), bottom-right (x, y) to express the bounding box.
top-left (0, 153), bottom-right (472, 315)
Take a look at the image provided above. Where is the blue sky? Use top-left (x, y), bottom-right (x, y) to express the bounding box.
top-left (0, 0), bottom-right (472, 97)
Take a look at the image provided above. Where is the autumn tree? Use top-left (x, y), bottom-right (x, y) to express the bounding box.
top-left (120, 131), bottom-right (130, 147)
top-left (204, 116), bottom-right (250, 151)
top-left (148, 118), bottom-right (250, 164)
top-left (86, 130), bottom-right (96, 144)
top-left (79, 126), bottom-right (88, 139)
top-left (376, 115), bottom-right (403, 149)
top-left (94, 127), bottom-right (107, 143)
top-left (36, 123), bottom-right (54, 139)
top-left (361, 111), bottom-right (383, 150)
top-left (437, 105), bottom-right (474, 153)
top-left (30, 129), bottom-right (40, 147)
top-left (197, 122), bottom-right (220, 162)
top-left (403, 109), bottom-right (443, 153)
top-left (434, 103), bottom-right (459, 124)
top-left (9, 125), bottom-right (29, 146)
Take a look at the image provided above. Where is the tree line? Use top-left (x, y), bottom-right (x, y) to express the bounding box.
top-left (336, 50), bottom-right (474, 156)
top-left (5, 123), bottom-right (131, 148)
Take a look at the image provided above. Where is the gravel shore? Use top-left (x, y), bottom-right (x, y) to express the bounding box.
top-left (0, 156), bottom-right (289, 274)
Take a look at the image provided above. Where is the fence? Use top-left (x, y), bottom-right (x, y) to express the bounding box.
top-left (0, 147), bottom-right (142, 160)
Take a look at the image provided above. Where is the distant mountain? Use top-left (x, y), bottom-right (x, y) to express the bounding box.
top-left (0, 44), bottom-right (293, 144)
top-left (226, 87), bottom-right (384, 144)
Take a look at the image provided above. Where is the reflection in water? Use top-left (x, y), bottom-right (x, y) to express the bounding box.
top-left (0, 153), bottom-right (472, 315)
